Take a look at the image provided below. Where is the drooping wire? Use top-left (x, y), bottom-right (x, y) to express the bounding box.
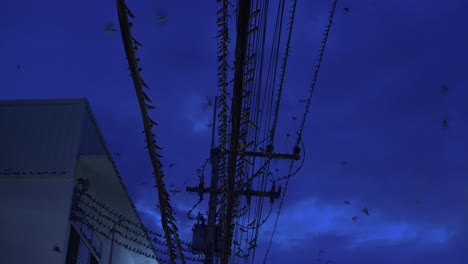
top-left (116, 1), bottom-right (186, 263)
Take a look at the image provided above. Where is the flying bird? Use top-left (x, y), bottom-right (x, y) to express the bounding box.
top-left (362, 208), bottom-right (369, 216)
top-left (344, 200), bottom-right (351, 205)
top-left (169, 189), bottom-right (181, 195)
top-left (202, 96), bottom-right (214, 110)
top-left (16, 64), bottom-right (22, 70)
top-left (286, 133), bottom-right (291, 137)
top-left (155, 9), bottom-right (168, 25)
top-left (52, 245), bottom-right (62, 253)
top-left (340, 160), bottom-right (348, 166)
top-left (442, 85), bottom-right (448, 93)
top-left (442, 118), bottom-right (449, 128)
top-left (352, 216), bottom-right (358, 222)
top-left (292, 116), bottom-right (297, 121)
top-left (169, 163), bottom-right (175, 168)
top-left (343, 7), bottom-right (350, 13)
top-left (104, 23), bottom-right (118, 32)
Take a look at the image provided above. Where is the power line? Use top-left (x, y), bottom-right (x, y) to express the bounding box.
top-left (263, 0), bottom-right (339, 262)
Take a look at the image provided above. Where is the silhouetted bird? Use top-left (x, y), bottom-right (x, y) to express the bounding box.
top-left (443, 119), bottom-right (449, 128)
top-left (292, 116), bottom-right (297, 120)
top-left (169, 163), bottom-right (174, 168)
top-left (442, 85), bottom-right (448, 93)
top-left (343, 7), bottom-right (350, 13)
top-left (344, 200), bottom-right (351, 205)
top-left (340, 160), bottom-right (348, 166)
top-left (16, 64), bottom-right (22, 70)
top-left (104, 23), bottom-right (118, 32)
top-left (286, 133), bottom-right (291, 137)
top-left (362, 208), bottom-right (369, 216)
top-left (52, 245), bottom-right (61, 253)
top-left (155, 9), bottom-right (168, 25)
top-left (352, 216), bottom-right (357, 222)
top-left (202, 96), bottom-right (214, 110)
top-left (115, 152), bottom-right (120, 157)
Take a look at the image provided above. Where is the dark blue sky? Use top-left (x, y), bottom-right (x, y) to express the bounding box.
top-left (2, 0), bottom-right (468, 263)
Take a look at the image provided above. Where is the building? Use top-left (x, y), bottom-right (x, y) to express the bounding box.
top-left (0, 98), bottom-right (159, 264)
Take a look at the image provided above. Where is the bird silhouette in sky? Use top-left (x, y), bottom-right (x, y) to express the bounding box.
top-left (442, 118), bottom-right (449, 129)
top-left (362, 208), bottom-right (370, 216)
top-left (340, 160), bottom-right (348, 166)
top-left (343, 7), bottom-right (350, 13)
top-left (104, 23), bottom-right (118, 32)
top-left (202, 96), bottom-right (214, 110)
top-left (286, 133), bottom-right (291, 137)
top-left (442, 85), bottom-right (448, 93)
top-left (169, 189), bottom-right (180, 195)
top-left (344, 200), bottom-right (351, 205)
top-left (169, 163), bottom-right (175, 168)
top-left (115, 152), bottom-right (120, 157)
top-left (16, 64), bottom-right (22, 70)
top-left (52, 245), bottom-right (62, 253)
top-left (292, 116), bottom-right (297, 121)
top-left (155, 9), bottom-right (168, 25)
top-left (352, 216), bottom-right (358, 222)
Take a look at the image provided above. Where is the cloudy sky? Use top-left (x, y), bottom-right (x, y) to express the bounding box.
top-left (2, 0), bottom-right (468, 263)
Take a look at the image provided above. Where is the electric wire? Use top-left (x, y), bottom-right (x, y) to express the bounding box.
top-left (263, 1), bottom-right (339, 262)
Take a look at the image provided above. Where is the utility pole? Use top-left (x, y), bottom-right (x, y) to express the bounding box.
top-left (187, 146), bottom-right (300, 264)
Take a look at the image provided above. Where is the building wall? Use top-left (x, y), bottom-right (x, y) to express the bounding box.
top-left (0, 176), bottom-right (75, 264)
top-left (0, 99), bottom-right (85, 173)
top-left (0, 100), bottom-right (84, 264)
